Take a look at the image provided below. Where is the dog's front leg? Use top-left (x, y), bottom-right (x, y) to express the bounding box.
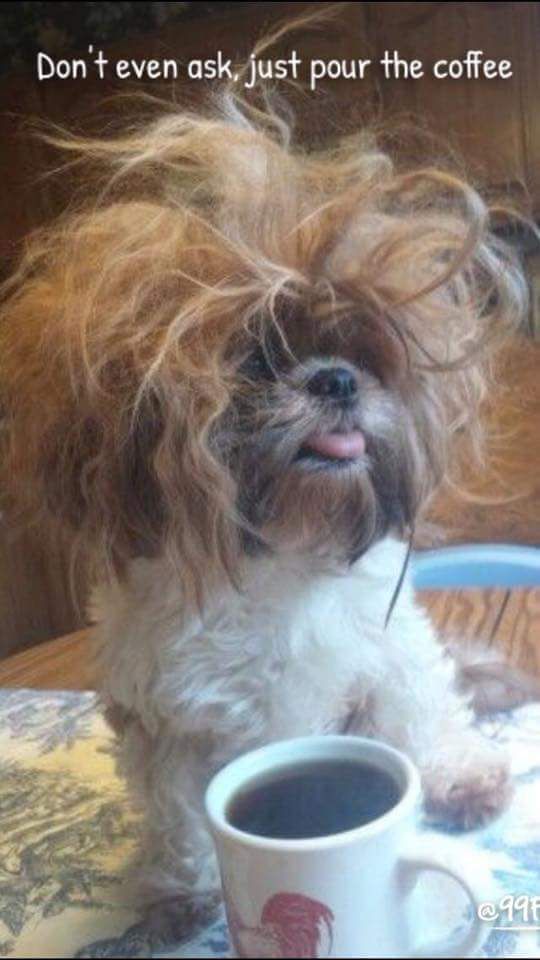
top-left (347, 606), bottom-right (513, 829)
top-left (110, 710), bottom-right (221, 935)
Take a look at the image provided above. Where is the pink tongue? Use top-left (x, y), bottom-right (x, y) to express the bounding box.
top-left (304, 430), bottom-right (366, 460)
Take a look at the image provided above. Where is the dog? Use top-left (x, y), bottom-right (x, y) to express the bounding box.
top-left (0, 79), bottom-right (528, 917)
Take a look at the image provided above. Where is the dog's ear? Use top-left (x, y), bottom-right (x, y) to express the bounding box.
top-left (39, 384), bottom-right (168, 561)
top-left (0, 200), bottom-right (241, 589)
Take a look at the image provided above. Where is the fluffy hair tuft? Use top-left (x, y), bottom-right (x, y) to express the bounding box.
top-left (0, 87), bottom-right (528, 597)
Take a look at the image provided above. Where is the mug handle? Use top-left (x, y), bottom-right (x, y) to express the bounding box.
top-left (397, 835), bottom-right (493, 958)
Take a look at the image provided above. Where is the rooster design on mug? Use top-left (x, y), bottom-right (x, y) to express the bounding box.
top-left (226, 891), bottom-right (335, 959)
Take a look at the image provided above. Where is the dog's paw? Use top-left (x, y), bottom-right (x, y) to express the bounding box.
top-left (143, 890), bottom-right (221, 949)
top-left (421, 736), bottom-right (513, 830)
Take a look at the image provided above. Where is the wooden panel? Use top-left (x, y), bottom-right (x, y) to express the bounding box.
top-left (421, 586), bottom-right (540, 675)
top-left (2, 2), bottom-right (538, 249)
top-left (365, 1), bottom-right (534, 205)
top-left (0, 629), bottom-right (93, 690)
top-left (497, 587), bottom-right (540, 674)
top-left (0, 76), bottom-right (47, 268)
top-left (419, 588), bottom-right (510, 644)
top-left (0, 529), bottom-right (81, 658)
top-left (517, 1), bottom-right (540, 203)
top-left (421, 586), bottom-right (540, 709)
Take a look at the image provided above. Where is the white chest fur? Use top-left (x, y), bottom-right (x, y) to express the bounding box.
top-left (97, 537), bottom-right (410, 749)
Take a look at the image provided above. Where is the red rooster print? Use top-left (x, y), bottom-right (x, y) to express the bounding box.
top-left (225, 891), bottom-right (335, 959)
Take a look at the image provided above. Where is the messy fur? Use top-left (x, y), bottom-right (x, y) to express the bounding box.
top-left (0, 88), bottom-right (526, 588)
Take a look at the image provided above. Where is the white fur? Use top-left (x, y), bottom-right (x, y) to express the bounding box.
top-left (96, 535), bottom-right (510, 903)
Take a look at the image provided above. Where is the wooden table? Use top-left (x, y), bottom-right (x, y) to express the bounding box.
top-left (0, 587), bottom-right (538, 690)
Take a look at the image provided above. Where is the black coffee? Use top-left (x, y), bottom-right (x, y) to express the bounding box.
top-left (227, 759), bottom-right (401, 840)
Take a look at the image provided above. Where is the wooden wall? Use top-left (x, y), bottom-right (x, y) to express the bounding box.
top-left (366, 2), bottom-right (540, 211)
top-left (4, 1), bottom-right (538, 267)
top-left (1, 1), bottom-right (539, 656)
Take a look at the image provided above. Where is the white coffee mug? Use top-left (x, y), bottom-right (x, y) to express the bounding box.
top-left (206, 736), bottom-right (492, 959)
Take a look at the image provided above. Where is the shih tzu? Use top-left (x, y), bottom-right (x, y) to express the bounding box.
top-left (0, 73), bottom-right (528, 916)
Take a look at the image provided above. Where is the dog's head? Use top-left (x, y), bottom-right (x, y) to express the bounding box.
top-left (0, 96), bottom-right (527, 592)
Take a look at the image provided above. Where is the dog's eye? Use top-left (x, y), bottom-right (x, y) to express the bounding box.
top-left (241, 346), bottom-right (277, 382)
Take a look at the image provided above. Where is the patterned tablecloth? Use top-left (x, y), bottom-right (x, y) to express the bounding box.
top-left (1, 690), bottom-right (539, 959)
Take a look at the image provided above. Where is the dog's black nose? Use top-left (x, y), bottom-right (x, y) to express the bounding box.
top-left (307, 367), bottom-right (358, 401)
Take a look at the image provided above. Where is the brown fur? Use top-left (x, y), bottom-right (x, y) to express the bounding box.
top-left (0, 84), bottom-right (528, 603)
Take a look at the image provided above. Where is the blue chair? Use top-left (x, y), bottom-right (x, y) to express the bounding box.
top-left (411, 544), bottom-right (540, 590)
